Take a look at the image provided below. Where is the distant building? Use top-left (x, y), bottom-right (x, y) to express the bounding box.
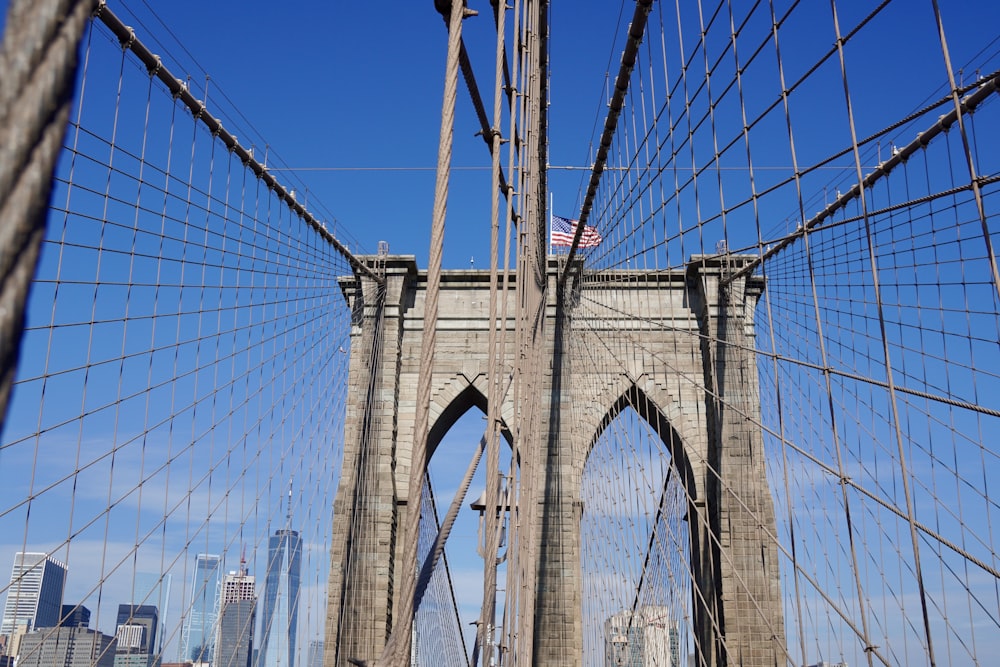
top-left (114, 604), bottom-right (158, 667)
top-left (0, 552), bottom-right (67, 635)
top-left (259, 528), bottom-right (301, 667)
top-left (307, 639), bottom-right (324, 667)
top-left (16, 626), bottom-right (117, 667)
top-left (59, 605), bottom-right (91, 628)
top-left (606, 610), bottom-right (643, 667)
top-left (131, 573), bottom-right (172, 658)
top-left (2, 620), bottom-right (30, 662)
top-left (214, 561), bottom-right (256, 667)
top-left (605, 606), bottom-right (680, 667)
top-left (180, 554), bottom-right (221, 663)
top-left (113, 648), bottom-right (155, 667)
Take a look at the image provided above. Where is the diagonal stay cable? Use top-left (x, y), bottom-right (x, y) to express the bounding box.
top-left (560, 0), bottom-right (654, 291)
top-left (725, 70), bottom-right (1000, 287)
top-left (92, 3), bottom-right (381, 285)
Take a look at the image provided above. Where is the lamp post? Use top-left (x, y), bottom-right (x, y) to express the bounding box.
top-left (470, 474), bottom-right (512, 666)
top-left (470, 486), bottom-right (508, 560)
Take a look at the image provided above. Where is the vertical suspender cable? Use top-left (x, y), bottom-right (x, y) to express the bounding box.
top-left (498, 0), bottom-right (527, 659)
top-left (928, 0), bottom-right (1000, 304)
top-left (829, 1), bottom-right (936, 663)
top-left (479, 0), bottom-right (510, 662)
top-left (379, 1), bottom-right (468, 664)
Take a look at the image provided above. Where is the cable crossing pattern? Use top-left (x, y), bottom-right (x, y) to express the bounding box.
top-left (1, 1), bottom-right (999, 667)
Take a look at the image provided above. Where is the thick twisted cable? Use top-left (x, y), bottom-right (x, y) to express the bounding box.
top-left (375, 1), bottom-right (466, 665)
top-left (0, 0), bottom-right (97, 431)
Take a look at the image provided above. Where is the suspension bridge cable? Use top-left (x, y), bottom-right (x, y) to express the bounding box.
top-left (91, 3), bottom-right (380, 286)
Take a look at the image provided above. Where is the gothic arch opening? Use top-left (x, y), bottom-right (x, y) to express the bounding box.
top-left (427, 381), bottom-right (513, 459)
top-left (415, 383), bottom-right (515, 665)
top-left (581, 385), bottom-right (694, 667)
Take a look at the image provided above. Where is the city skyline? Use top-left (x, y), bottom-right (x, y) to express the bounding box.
top-left (0, 541), bottom-right (313, 665)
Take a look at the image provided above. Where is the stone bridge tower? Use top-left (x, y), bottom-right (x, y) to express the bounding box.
top-left (324, 254), bottom-right (785, 667)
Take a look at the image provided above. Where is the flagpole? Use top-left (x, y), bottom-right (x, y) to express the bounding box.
top-left (548, 191), bottom-right (553, 256)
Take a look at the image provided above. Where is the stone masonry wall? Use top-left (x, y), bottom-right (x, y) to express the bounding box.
top-left (326, 255), bottom-right (785, 667)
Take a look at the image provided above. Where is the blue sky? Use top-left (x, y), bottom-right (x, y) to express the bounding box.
top-left (52, 0), bottom-right (631, 270)
top-left (8, 0), bottom-right (998, 265)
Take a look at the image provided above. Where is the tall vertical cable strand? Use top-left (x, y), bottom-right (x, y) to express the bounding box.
top-left (0, 0), bottom-right (96, 430)
top-left (381, 1), bottom-right (467, 665)
top-left (500, 1), bottom-right (528, 660)
top-left (508, 2), bottom-right (533, 660)
top-left (928, 0), bottom-right (1000, 302)
top-left (522, 1), bottom-right (556, 660)
top-left (830, 1), bottom-right (936, 663)
top-left (480, 0), bottom-right (509, 663)
top-left (762, 3), bottom-right (808, 663)
top-left (786, 5), bottom-right (877, 661)
top-left (478, 0), bottom-right (506, 664)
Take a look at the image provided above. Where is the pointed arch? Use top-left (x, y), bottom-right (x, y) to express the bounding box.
top-left (588, 382), bottom-right (697, 500)
top-left (427, 374), bottom-right (513, 460)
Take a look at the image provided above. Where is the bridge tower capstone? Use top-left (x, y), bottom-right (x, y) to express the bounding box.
top-left (325, 254), bottom-right (785, 667)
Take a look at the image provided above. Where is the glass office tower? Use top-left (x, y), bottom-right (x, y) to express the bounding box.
top-left (259, 530), bottom-right (301, 667)
top-left (179, 554), bottom-right (221, 662)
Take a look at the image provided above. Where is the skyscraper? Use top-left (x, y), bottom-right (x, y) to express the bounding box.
top-left (605, 610), bottom-right (644, 667)
top-left (214, 559), bottom-right (256, 667)
top-left (0, 552), bottom-right (67, 636)
top-left (604, 606), bottom-right (680, 667)
top-left (113, 604), bottom-right (158, 667)
top-left (259, 529), bottom-right (301, 667)
top-left (180, 554), bottom-right (221, 663)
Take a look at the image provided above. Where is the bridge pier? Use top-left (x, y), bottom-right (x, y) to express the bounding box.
top-left (325, 257), bottom-right (414, 666)
top-left (689, 255), bottom-right (785, 667)
top-left (532, 283), bottom-right (582, 665)
top-left (325, 254), bottom-right (785, 666)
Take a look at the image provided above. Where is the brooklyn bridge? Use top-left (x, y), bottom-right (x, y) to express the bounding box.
top-left (1, 1), bottom-right (999, 666)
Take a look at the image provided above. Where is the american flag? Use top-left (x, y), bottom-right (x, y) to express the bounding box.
top-left (551, 215), bottom-right (602, 248)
